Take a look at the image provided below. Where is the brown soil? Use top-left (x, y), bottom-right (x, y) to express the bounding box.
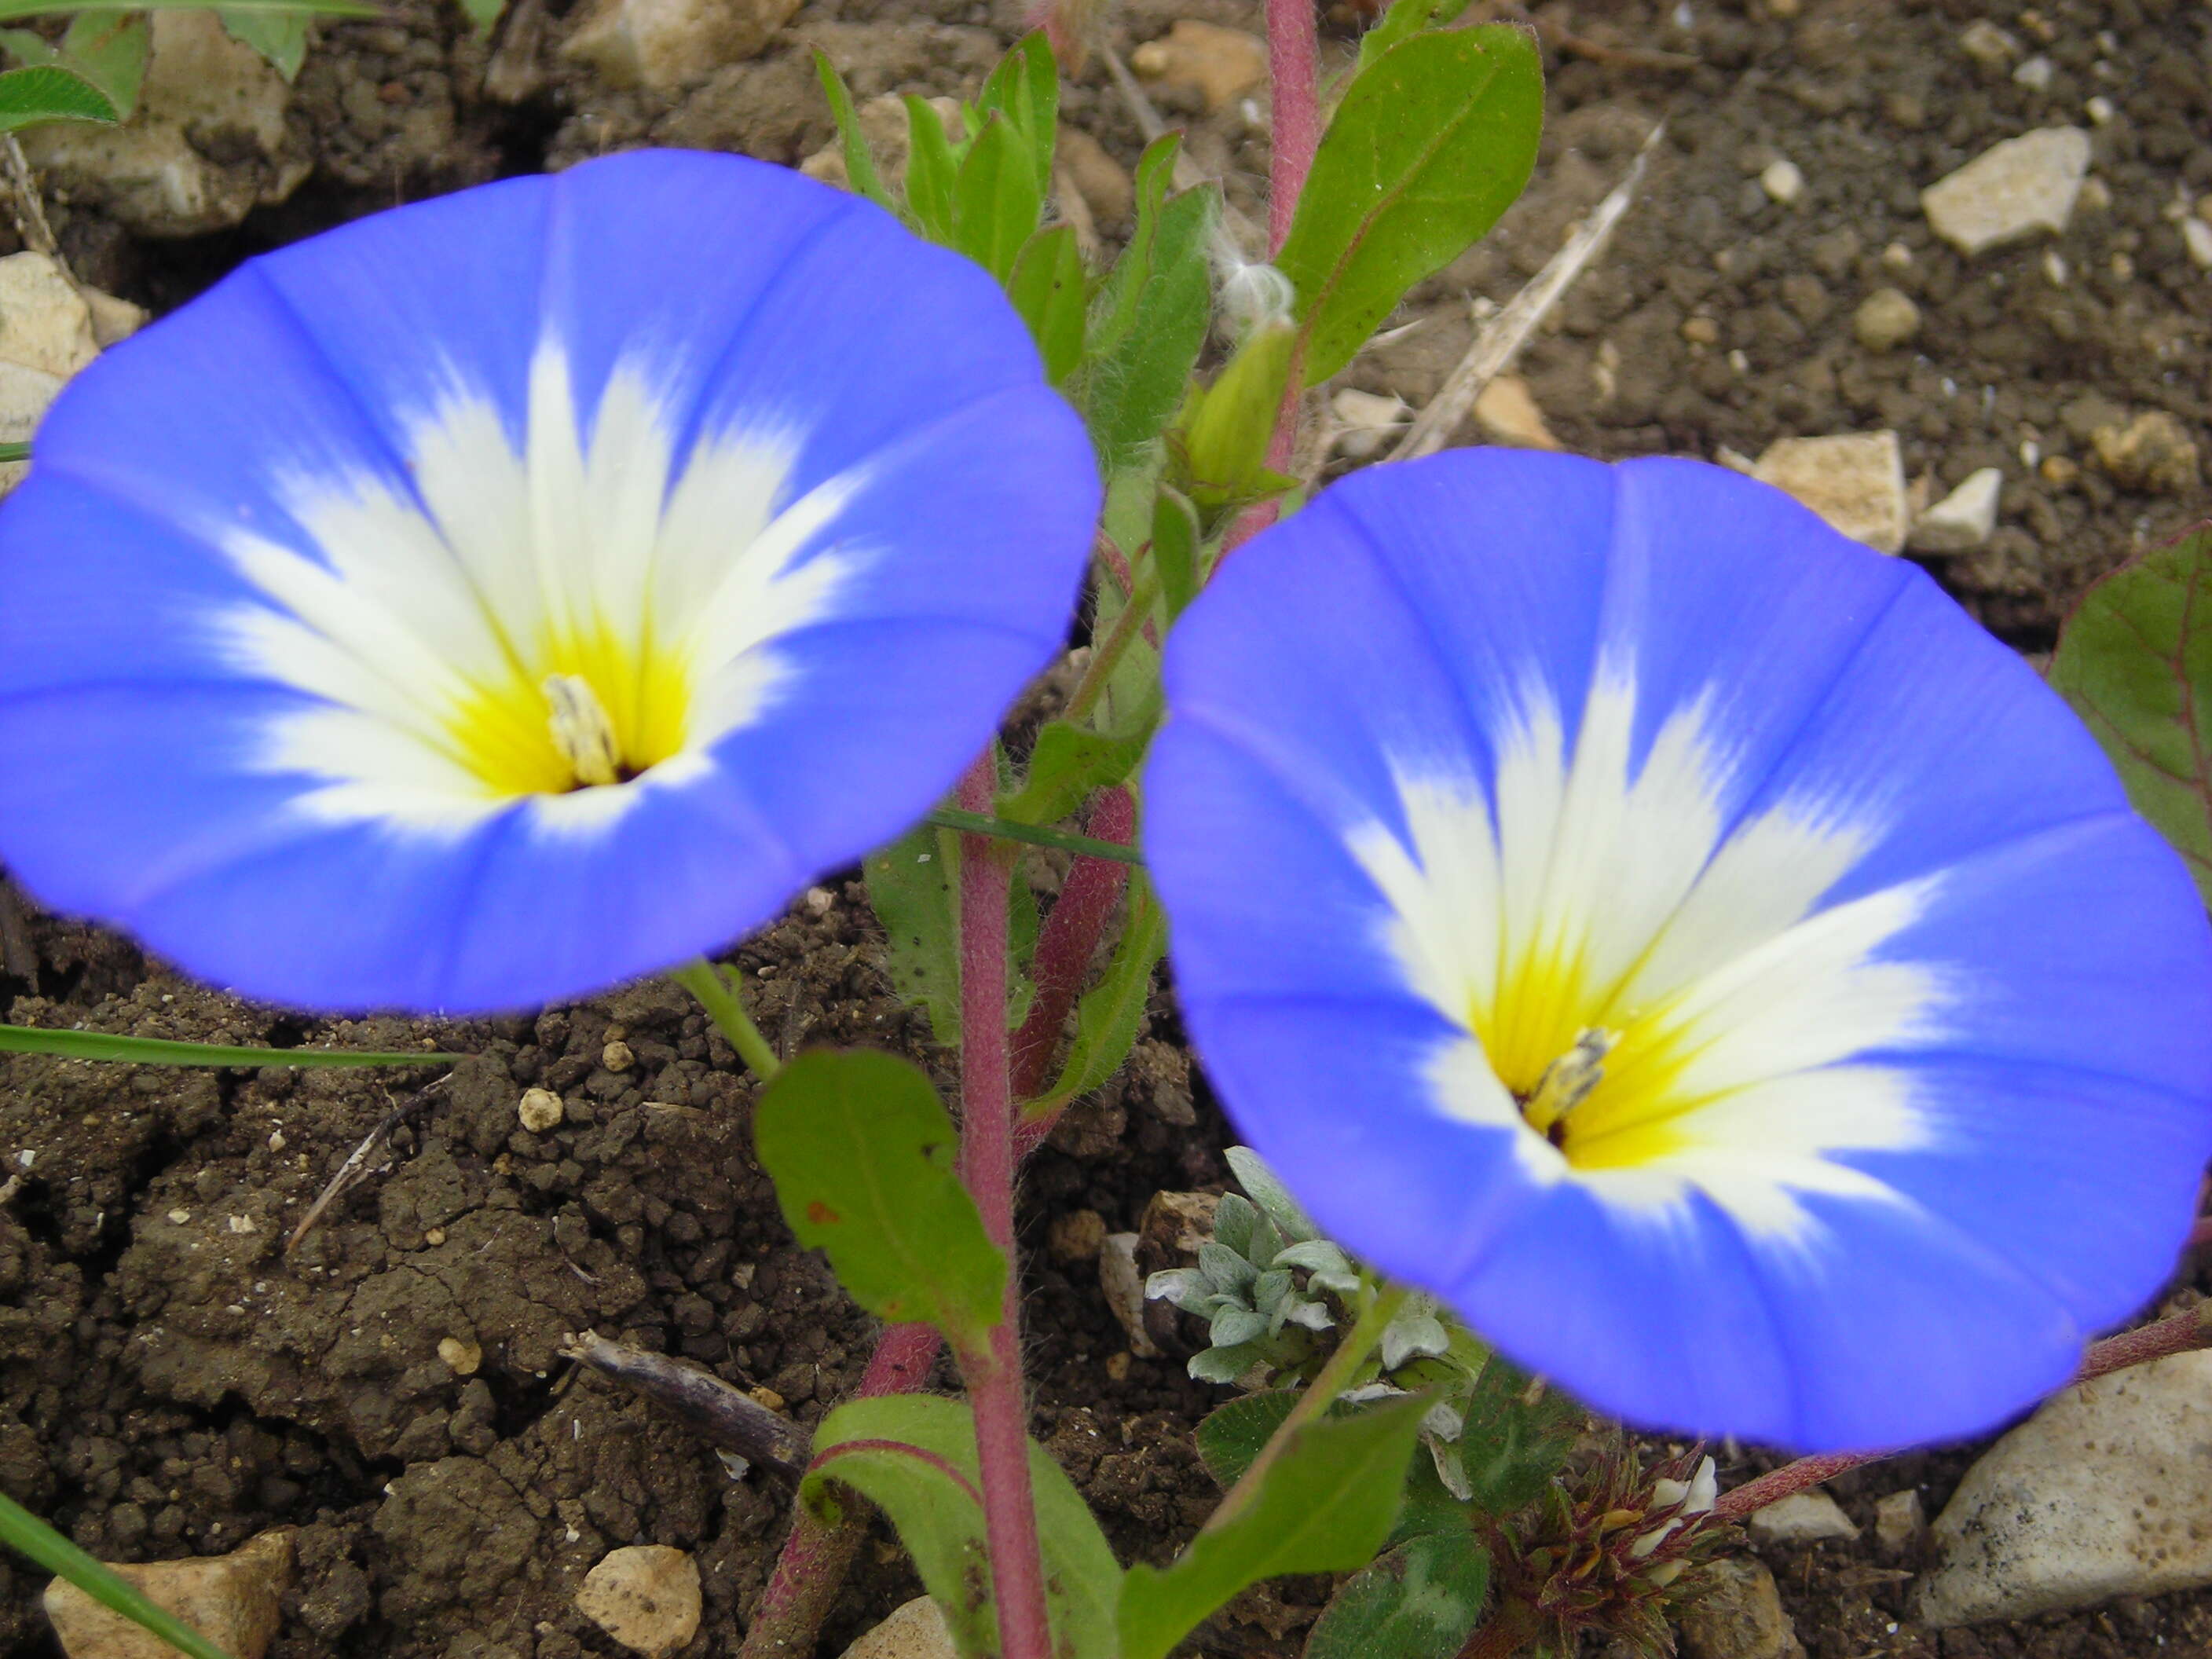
top-left (2, 0), bottom-right (2209, 1656)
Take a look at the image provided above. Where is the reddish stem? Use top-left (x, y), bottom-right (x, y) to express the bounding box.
top-left (1263, 0), bottom-right (1322, 258)
top-left (1712, 1302), bottom-right (2212, 1522)
top-left (1010, 786), bottom-right (1137, 1101)
top-left (955, 755), bottom-right (1054, 1659)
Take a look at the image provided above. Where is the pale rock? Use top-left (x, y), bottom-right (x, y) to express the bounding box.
top-left (0, 254), bottom-right (97, 378)
top-left (1473, 373), bottom-right (1562, 450)
top-left (1957, 20), bottom-right (2020, 65)
top-left (1745, 1490), bottom-right (1859, 1547)
top-left (1908, 466), bottom-right (2003, 552)
top-left (518, 1086), bottom-right (564, 1133)
top-left (82, 288), bottom-right (146, 350)
top-left (1921, 127), bottom-right (2090, 256)
top-left (1057, 128), bottom-right (1132, 225)
top-left (1138, 1188), bottom-right (1220, 1261)
top-left (575, 1545), bottom-right (701, 1658)
top-left (1852, 286), bottom-right (1921, 351)
top-left (438, 1335), bottom-right (482, 1375)
top-left (602, 1039), bottom-right (635, 1073)
top-left (1875, 1489), bottom-right (1926, 1555)
top-left (1917, 1350), bottom-right (2212, 1626)
top-left (1099, 1232), bottom-right (1161, 1358)
top-left (0, 361), bottom-right (64, 494)
top-left (799, 94), bottom-right (959, 194)
top-left (1752, 431), bottom-right (1910, 554)
top-left (2083, 93), bottom-right (2115, 125)
top-left (840, 1595), bottom-right (956, 1659)
top-left (2093, 411), bottom-right (2201, 495)
top-left (2012, 53), bottom-right (2054, 90)
top-left (1047, 1207), bottom-right (1107, 1265)
top-left (1130, 20), bottom-right (1268, 112)
top-left (2078, 174), bottom-right (2111, 213)
top-left (1759, 158), bottom-right (1804, 206)
top-left (1676, 1556), bottom-right (1805, 1659)
top-left (22, 10), bottom-right (309, 238)
top-left (2184, 218), bottom-right (2212, 271)
top-left (562, 0), bottom-right (798, 96)
top-left (1331, 387), bottom-right (1408, 460)
top-left (45, 1529), bottom-right (292, 1659)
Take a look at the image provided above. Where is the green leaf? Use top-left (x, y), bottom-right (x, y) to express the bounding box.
top-left (0, 62), bottom-right (114, 130)
top-left (1117, 1393), bottom-right (1428, 1659)
top-left (2, 10), bottom-right (148, 116)
top-left (812, 48), bottom-right (894, 211)
top-left (0, 1024), bottom-right (440, 1067)
top-left (218, 6), bottom-right (309, 77)
top-left (1456, 1359), bottom-right (1577, 1518)
top-left (921, 805), bottom-right (1144, 867)
top-left (0, 440), bottom-right (24, 463)
top-left (953, 112), bottom-right (1043, 284)
top-left (1076, 134), bottom-right (1216, 467)
top-left (1388, 1445), bottom-right (1476, 1546)
top-left (1007, 224), bottom-right (1086, 385)
top-left (1000, 720), bottom-right (1148, 830)
top-left (1174, 320), bottom-right (1296, 517)
top-left (866, 819), bottom-right (965, 1044)
top-left (1305, 1529), bottom-right (1491, 1659)
top-left (1276, 23), bottom-right (1542, 385)
top-left (753, 1049), bottom-right (1005, 1343)
top-left (0, 0), bottom-right (369, 14)
top-left (0, 1489), bottom-right (234, 1659)
top-left (1151, 485), bottom-right (1203, 620)
top-left (805, 1393), bottom-right (1123, 1659)
top-left (2049, 526), bottom-right (2212, 902)
top-left (1354, 0), bottom-right (1471, 73)
top-left (1195, 1389), bottom-right (1298, 1488)
top-left (1027, 877), bottom-right (1165, 1115)
top-left (973, 30), bottom-right (1057, 200)
top-left (456, 0), bottom-right (504, 31)
top-left (903, 92), bottom-right (961, 242)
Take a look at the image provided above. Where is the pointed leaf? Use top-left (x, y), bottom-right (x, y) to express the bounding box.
top-left (218, 7), bottom-right (309, 77)
top-left (1025, 877), bottom-right (1166, 1114)
top-left (999, 717), bottom-right (1149, 829)
top-left (1303, 1529), bottom-right (1491, 1659)
top-left (903, 93), bottom-right (961, 242)
top-left (0, 1489), bottom-right (233, 1659)
top-left (0, 62), bottom-right (113, 130)
top-left (974, 30), bottom-right (1057, 198)
top-left (1227, 1144), bottom-right (1320, 1241)
top-left (953, 112), bottom-right (1042, 283)
top-left (753, 1049), bottom-right (1005, 1343)
top-left (1007, 224), bottom-right (1087, 385)
top-left (2049, 525), bottom-right (2212, 901)
top-left (866, 819), bottom-right (964, 1045)
top-left (812, 48), bottom-right (894, 211)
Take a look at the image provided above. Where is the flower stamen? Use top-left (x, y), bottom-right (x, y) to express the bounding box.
top-left (543, 673), bottom-right (624, 789)
top-left (1519, 1027), bottom-right (1618, 1145)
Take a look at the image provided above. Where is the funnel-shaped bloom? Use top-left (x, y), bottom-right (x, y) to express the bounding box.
top-left (0, 151), bottom-right (1097, 1012)
top-left (1145, 449), bottom-right (2212, 1451)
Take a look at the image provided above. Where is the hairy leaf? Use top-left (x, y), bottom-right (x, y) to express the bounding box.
top-left (953, 112), bottom-right (1042, 283)
top-left (1026, 878), bottom-right (1165, 1115)
top-left (999, 719), bottom-right (1148, 830)
top-left (903, 92), bottom-right (961, 241)
top-left (1304, 1529), bottom-right (1491, 1659)
top-left (1456, 1358), bottom-right (1577, 1518)
top-left (0, 61), bottom-right (114, 130)
top-left (1195, 1389), bottom-right (1299, 1488)
top-left (812, 49), bottom-right (894, 211)
top-left (866, 819), bottom-right (964, 1044)
top-left (1007, 224), bottom-right (1086, 385)
top-left (973, 30), bottom-right (1057, 199)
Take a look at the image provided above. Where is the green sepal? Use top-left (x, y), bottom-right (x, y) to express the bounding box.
top-left (1172, 320), bottom-right (1296, 518)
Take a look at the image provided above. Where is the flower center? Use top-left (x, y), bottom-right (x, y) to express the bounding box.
top-left (440, 630), bottom-right (695, 798)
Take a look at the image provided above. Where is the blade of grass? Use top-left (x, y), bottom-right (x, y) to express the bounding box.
top-left (0, 1024), bottom-right (444, 1067)
top-left (0, 0), bottom-right (375, 17)
top-left (0, 1489), bottom-right (234, 1659)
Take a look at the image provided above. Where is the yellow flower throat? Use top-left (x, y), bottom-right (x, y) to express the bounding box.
top-left (437, 625), bottom-right (694, 797)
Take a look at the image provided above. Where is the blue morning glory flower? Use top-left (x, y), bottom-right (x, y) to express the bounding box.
top-left (0, 151), bottom-right (1097, 1013)
top-left (1144, 449), bottom-right (2212, 1452)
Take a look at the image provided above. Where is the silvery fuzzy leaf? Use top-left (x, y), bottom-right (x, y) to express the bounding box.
top-left (1280, 1295), bottom-right (1335, 1332)
top-left (1188, 1340), bottom-right (1264, 1384)
top-left (1311, 1269), bottom-right (1364, 1298)
top-left (1422, 1401), bottom-right (1465, 1441)
top-left (1212, 1191), bottom-right (1260, 1258)
top-left (1250, 1214), bottom-right (1287, 1266)
top-left (1426, 1433), bottom-right (1474, 1502)
top-left (1251, 1268), bottom-right (1293, 1313)
top-left (1199, 1240), bottom-right (1258, 1295)
top-left (1273, 1238), bottom-right (1353, 1277)
top-left (1341, 1380), bottom-right (1408, 1404)
top-left (1381, 1306), bottom-right (1451, 1372)
top-left (1226, 1145), bottom-right (1321, 1240)
top-left (1209, 1302), bottom-right (1269, 1347)
top-left (1145, 1268), bottom-right (1210, 1311)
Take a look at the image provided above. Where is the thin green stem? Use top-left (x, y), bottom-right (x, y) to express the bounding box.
top-left (1210, 1280), bottom-right (1412, 1531)
top-left (0, 1490), bottom-right (230, 1659)
top-left (922, 807), bottom-right (1144, 867)
top-left (1064, 564), bottom-right (1161, 727)
top-left (670, 958), bottom-right (782, 1082)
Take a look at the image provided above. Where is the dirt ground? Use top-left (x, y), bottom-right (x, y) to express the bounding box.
top-left (1, 0), bottom-right (2209, 1656)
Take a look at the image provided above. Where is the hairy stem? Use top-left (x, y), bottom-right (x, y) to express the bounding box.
top-left (1064, 566), bottom-right (1161, 727)
top-left (1713, 1302), bottom-right (2212, 1521)
top-left (1262, 0), bottom-right (1321, 258)
top-left (1011, 787), bottom-right (1138, 1101)
top-left (670, 958), bottom-right (782, 1082)
top-left (955, 754), bottom-right (1055, 1659)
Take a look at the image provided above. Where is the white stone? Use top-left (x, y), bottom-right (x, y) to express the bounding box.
top-left (1852, 287), bottom-right (1921, 352)
top-left (562, 0), bottom-right (800, 95)
top-left (0, 254), bottom-right (97, 379)
top-left (1752, 431), bottom-right (1910, 554)
top-left (437, 1335), bottom-right (482, 1375)
top-left (1472, 374), bottom-right (1561, 450)
top-left (1130, 20), bottom-right (1269, 113)
top-left (575, 1545), bottom-right (701, 1658)
top-left (518, 1086), bottom-right (565, 1133)
top-left (2185, 218), bottom-right (2212, 271)
top-left (1676, 1556), bottom-right (1806, 1659)
top-left (2084, 94), bottom-right (2115, 125)
top-left (1921, 127), bottom-right (2091, 256)
top-left (1098, 1232), bottom-right (1161, 1359)
top-left (1745, 1490), bottom-right (1860, 1548)
top-left (22, 10), bottom-right (309, 237)
top-left (45, 1529), bottom-right (293, 1659)
top-left (0, 360), bottom-right (64, 495)
top-left (1760, 158), bottom-right (1804, 206)
top-left (1908, 467), bottom-right (2003, 552)
top-left (2012, 53), bottom-right (2054, 90)
top-left (1875, 1489), bottom-right (1926, 1555)
top-left (1917, 1350), bottom-right (2212, 1626)
top-left (840, 1595), bottom-right (956, 1659)
top-left (1330, 387), bottom-right (1408, 460)
top-left (1957, 20), bottom-right (2019, 65)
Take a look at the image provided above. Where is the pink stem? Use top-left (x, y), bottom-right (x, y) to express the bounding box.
top-left (955, 755), bottom-right (1054, 1659)
top-left (1713, 1303), bottom-right (2212, 1522)
top-left (1263, 0), bottom-right (1322, 258)
top-left (1011, 786), bottom-right (1137, 1101)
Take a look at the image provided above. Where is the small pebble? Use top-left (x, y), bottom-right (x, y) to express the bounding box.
top-left (1876, 1489), bottom-right (1927, 1555)
top-left (2184, 218), bottom-right (2212, 271)
top-left (167, 1209), bottom-right (191, 1225)
top-left (424, 1227), bottom-right (445, 1245)
top-left (1852, 287), bottom-right (1921, 351)
top-left (1957, 20), bottom-right (2018, 65)
top-left (602, 1039), bottom-right (635, 1073)
top-left (2040, 454), bottom-right (2080, 485)
top-left (1760, 159), bottom-right (1804, 206)
top-left (1681, 315), bottom-right (1721, 346)
top-left (518, 1086), bottom-right (565, 1132)
top-left (1881, 241), bottom-right (1914, 271)
top-left (266, 1130), bottom-right (284, 1152)
top-left (438, 1335), bottom-right (482, 1375)
top-left (2043, 249), bottom-right (2069, 287)
top-left (748, 1385), bottom-right (786, 1412)
top-left (1747, 1489), bottom-right (1861, 1547)
top-left (2083, 95), bottom-right (2115, 125)
top-left (1104, 1352), bottom-right (1132, 1382)
top-left (1047, 1207), bottom-right (1108, 1265)
top-left (2012, 54), bottom-right (2053, 90)
top-left (803, 884), bottom-right (834, 915)
top-left (227, 1214), bottom-right (257, 1235)
top-left (2078, 176), bottom-right (2111, 212)
top-left (576, 1545), bottom-right (701, 1659)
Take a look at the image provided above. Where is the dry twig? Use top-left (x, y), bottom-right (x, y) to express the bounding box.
top-left (284, 1075), bottom-right (449, 1254)
top-left (561, 1328), bottom-right (811, 1481)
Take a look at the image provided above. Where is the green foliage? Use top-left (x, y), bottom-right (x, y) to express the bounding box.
top-left (812, 51), bottom-right (894, 211)
top-left (218, 6), bottom-right (307, 78)
top-left (1006, 224), bottom-right (1086, 385)
top-left (971, 29), bottom-right (1056, 199)
top-left (949, 112), bottom-right (1040, 284)
top-left (866, 819), bottom-right (965, 1045)
top-left (805, 1394), bottom-right (1122, 1659)
top-left (0, 0), bottom-right (368, 13)
top-left (1150, 485), bottom-right (1202, 620)
top-left (2049, 525), bottom-right (2212, 902)
top-left (1024, 877), bottom-right (1165, 1115)
top-left (1452, 1359), bottom-right (1580, 1516)
top-left (1354, 0), bottom-right (1470, 73)
top-left (998, 720), bottom-right (1148, 830)
top-left (1277, 22), bottom-right (1542, 384)
top-left (1306, 1529), bottom-right (1492, 1659)
top-left (1173, 319), bottom-right (1297, 520)
top-left (752, 1049), bottom-right (1005, 1345)
top-left (1074, 134), bottom-right (1216, 469)
top-left (0, 9), bottom-right (143, 116)
top-left (0, 1489), bottom-right (234, 1659)
top-left (0, 60), bottom-right (114, 127)
top-left (1116, 1393), bottom-right (1428, 1659)
top-left (1194, 1388), bottom-right (1299, 1487)
top-left (0, 1023), bottom-right (438, 1066)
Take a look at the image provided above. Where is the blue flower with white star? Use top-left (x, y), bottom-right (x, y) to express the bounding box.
top-left (0, 150), bottom-right (1098, 1013)
top-left (1144, 449), bottom-right (2212, 1452)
